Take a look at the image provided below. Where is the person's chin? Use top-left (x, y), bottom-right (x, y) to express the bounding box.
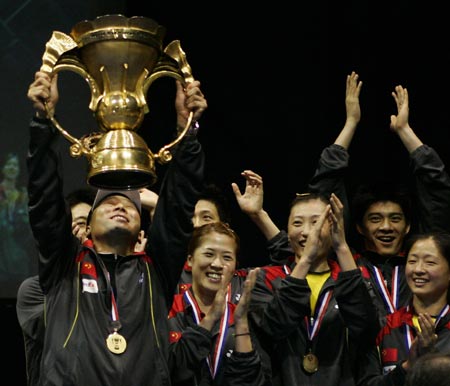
top-left (108, 226), bottom-right (133, 237)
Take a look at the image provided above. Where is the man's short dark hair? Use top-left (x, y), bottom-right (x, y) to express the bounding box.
top-left (351, 182), bottom-right (412, 227)
top-left (199, 183), bottom-right (232, 225)
top-left (405, 352), bottom-right (450, 386)
top-left (66, 187), bottom-right (96, 209)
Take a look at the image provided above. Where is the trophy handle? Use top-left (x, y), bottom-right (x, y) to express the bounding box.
top-left (155, 111), bottom-right (193, 163)
top-left (143, 40), bottom-right (195, 164)
top-left (41, 31), bottom-right (101, 159)
top-left (44, 60), bottom-right (102, 159)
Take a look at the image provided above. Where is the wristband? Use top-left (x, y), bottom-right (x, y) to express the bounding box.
top-left (186, 120), bottom-right (200, 135)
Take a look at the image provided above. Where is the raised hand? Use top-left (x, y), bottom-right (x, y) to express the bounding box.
top-left (233, 268), bottom-right (260, 353)
top-left (329, 193), bottom-right (346, 250)
top-left (390, 85), bottom-right (410, 134)
top-left (134, 230), bottom-right (148, 253)
top-left (231, 170), bottom-right (264, 216)
top-left (234, 268), bottom-right (260, 325)
top-left (345, 71), bottom-right (362, 126)
top-left (27, 71), bottom-right (59, 118)
top-left (199, 264), bottom-right (232, 330)
top-left (404, 313), bottom-right (438, 370)
top-left (328, 193), bottom-right (356, 271)
top-left (291, 203), bottom-right (331, 279)
top-left (334, 71), bottom-right (362, 149)
top-left (175, 80), bottom-right (208, 131)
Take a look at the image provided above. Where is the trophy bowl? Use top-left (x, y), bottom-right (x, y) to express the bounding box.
top-left (40, 14), bottom-right (194, 189)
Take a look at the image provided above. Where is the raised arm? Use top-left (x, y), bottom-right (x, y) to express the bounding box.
top-left (139, 187), bottom-right (159, 222)
top-left (147, 79), bottom-right (207, 301)
top-left (232, 170), bottom-right (280, 240)
top-left (308, 72), bottom-right (362, 229)
top-left (232, 169), bottom-right (292, 263)
top-left (390, 85), bottom-right (450, 233)
top-left (26, 71), bottom-right (77, 291)
top-left (334, 71), bottom-right (362, 149)
top-left (389, 85), bottom-right (423, 153)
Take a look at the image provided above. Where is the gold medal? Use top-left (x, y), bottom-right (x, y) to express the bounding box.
top-left (106, 331), bottom-right (127, 354)
top-left (302, 352), bottom-right (319, 373)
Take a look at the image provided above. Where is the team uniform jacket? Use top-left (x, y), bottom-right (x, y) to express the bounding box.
top-left (167, 287), bottom-right (269, 386)
top-left (356, 303), bottom-right (450, 386)
top-left (248, 260), bottom-right (377, 386)
top-left (176, 266), bottom-right (282, 383)
top-left (27, 117), bottom-right (204, 386)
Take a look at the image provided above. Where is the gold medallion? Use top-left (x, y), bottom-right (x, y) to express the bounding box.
top-left (302, 352), bottom-right (319, 373)
top-left (106, 331), bottom-right (127, 354)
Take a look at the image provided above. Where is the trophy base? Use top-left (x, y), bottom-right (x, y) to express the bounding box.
top-left (88, 170), bottom-right (156, 190)
top-left (87, 130), bottom-right (157, 190)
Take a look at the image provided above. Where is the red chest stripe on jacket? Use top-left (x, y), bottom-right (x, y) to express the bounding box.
top-left (262, 265), bottom-right (288, 290)
top-left (328, 259), bottom-right (341, 280)
top-left (168, 294), bottom-right (185, 318)
top-left (376, 307), bottom-right (412, 345)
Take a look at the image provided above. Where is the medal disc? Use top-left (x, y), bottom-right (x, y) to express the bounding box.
top-left (302, 352), bottom-right (319, 373)
top-left (106, 331), bottom-right (127, 354)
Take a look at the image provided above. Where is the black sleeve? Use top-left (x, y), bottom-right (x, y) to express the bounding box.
top-left (26, 117), bottom-right (79, 292)
top-left (307, 144), bottom-right (351, 232)
top-left (335, 269), bottom-right (380, 342)
top-left (410, 144), bottom-right (450, 234)
top-left (249, 269), bottom-right (311, 340)
top-left (355, 345), bottom-right (407, 386)
top-left (168, 323), bottom-right (212, 382)
top-left (223, 350), bottom-right (268, 386)
top-left (267, 230), bottom-right (294, 265)
top-left (147, 134), bottom-right (205, 304)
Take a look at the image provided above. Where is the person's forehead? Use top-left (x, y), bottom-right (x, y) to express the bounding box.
top-left (291, 198), bottom-right (326, 214)
top-left (101, 194), bottom-right (134, 204)
top-left (365, 200), bottom-right (404, 214)
top-left (196, 232), bottom-right (238, 252)
top-left (71, 202), bottom-right (91, 217)
top-left (410, 237), bottom-right (437, 252)
top-left (195, 199), bottom-right (219, 213)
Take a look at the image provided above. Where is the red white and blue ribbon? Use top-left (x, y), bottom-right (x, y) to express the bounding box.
top-left (184, 289), bottom-right (231, 378)
top-left (372, 265), bottom-right (400, 314)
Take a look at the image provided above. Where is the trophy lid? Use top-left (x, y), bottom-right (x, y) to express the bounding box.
top-left (70, 14), bottom-right (166, 49)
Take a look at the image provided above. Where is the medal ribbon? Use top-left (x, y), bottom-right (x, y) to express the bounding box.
top-left (283, 264), bottom-right (291, 275)
top-left (184, 288), bottom-right (231, 378)
top-left (93, 255), bottom-right (123, 334)
top-left (372, 265), bottom-right (399, 314)
top-left (305, 290), bottom-right (333, 340)
top-left (109, 272), bottom-right (120, 327)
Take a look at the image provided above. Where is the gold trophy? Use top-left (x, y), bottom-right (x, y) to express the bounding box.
top-left (39, 14), bottom-right (195, 189)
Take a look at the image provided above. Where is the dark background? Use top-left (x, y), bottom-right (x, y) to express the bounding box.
top-left (2, 0), bottom-right (450, 383)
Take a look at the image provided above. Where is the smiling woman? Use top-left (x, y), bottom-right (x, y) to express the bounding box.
top-left (357, 231), bottom-right (450, 385)
top-left (167, 221), bottom-right (268, 386)
top-left (405, 233), bottom-right (450, 307)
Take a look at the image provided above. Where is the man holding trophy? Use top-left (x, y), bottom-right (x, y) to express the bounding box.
top-left (26, 15), bottom-right (207, 386)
